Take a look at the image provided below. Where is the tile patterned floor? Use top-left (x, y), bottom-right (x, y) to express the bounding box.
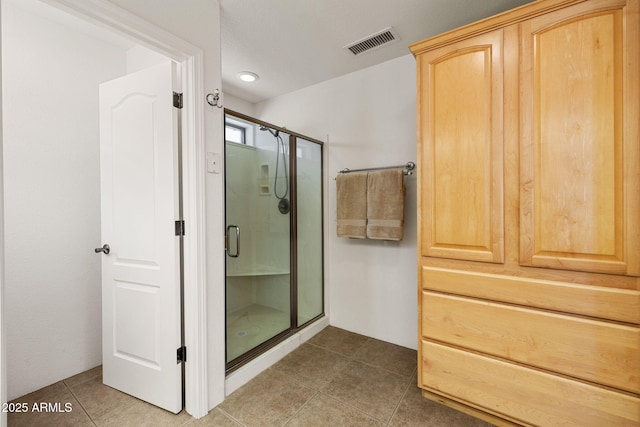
top-left (8, 326), bottom-right (494, 427)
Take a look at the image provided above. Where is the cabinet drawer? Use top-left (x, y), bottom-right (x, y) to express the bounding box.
top-left (420, 340), bottom-right (640, 427)
top-left (421, 266), bottom-right (640, 324)
top-left (421, 291), bottom-right (640, 393)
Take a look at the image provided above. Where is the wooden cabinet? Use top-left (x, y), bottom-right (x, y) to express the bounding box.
top-left (411, 0), bottom-right (640, 425)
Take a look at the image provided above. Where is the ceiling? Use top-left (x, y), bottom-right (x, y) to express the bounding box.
top-left (220, 0), bottom-right (534, 104)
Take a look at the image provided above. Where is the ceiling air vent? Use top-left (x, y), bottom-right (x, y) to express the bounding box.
top-left (344, 27), bottom-right (399, 56)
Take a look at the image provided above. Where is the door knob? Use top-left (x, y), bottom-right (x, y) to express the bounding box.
top-left (94, 244), bottom-right (110, 255)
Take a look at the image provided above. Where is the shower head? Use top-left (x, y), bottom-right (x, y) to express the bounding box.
top-left (259, 125), bottom-right (279, 137)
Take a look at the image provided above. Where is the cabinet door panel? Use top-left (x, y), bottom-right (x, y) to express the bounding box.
top-left (418, 30), bottom-right (504, 263)
top-left (520, 0), bottom-right (640, 275)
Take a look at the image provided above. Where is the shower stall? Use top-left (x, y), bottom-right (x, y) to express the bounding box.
top-left (224, 110), bottom-right (324, 370)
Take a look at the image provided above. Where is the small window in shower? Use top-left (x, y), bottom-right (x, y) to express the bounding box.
top-left (225, 123), bottom-right (246, 145)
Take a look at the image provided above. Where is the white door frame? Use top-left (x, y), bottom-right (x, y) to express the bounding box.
top-left (0, 0), bottom-right (209, 420)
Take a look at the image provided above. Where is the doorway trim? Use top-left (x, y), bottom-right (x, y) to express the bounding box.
top-left (2, 0), bottom-right (209, 419)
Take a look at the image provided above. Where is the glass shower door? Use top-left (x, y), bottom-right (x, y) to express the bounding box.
top-left (296, 138), bottom-right (323, 325)
top-left (225, 121), bottom-right (291, 364)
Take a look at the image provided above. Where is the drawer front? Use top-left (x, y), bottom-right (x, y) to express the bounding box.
top-left (421, 340), bottom-right (640, 427)
top-left (421, 266), bottom-right (640, 324)
top-left (421, 291), bottom-right (640, 393)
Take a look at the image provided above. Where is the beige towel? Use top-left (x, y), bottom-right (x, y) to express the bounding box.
top-left (366, 169), bottom-right (404, 241)
top-left (336, 172), bottom-right (368, 238)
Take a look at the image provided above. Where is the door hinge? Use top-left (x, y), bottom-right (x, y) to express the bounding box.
top-left (175, 220), bottom-right (185, 236)
top-left (177, 346), bottom-right (187, 363)
top-left (173, 92), bottom-right (183, 109)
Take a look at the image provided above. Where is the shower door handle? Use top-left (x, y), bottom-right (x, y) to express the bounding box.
top-left (225, 225), bottom-right (240, 258)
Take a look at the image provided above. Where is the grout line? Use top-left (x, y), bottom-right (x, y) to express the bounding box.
top-left (62, 381), bottom-right (97, 426)
top-left (307, 336), bottom-right (418, 376)
top-left (178, 409), bottom-right (197, 426)
top-left (385, 370), bottom-right (416, 427)
top-left (315, 391), bottom-right (387, 425)
top-left (308, 336), bottom-right (417, 379)
top-left (217, 407), bottom-right (250, 427)
top-left (304, 340), bottom-right (364, 359)
top-left (355, 359), bottom-right (415, 380)
top-left (282, 390), bottom-right (319, 426)
top-left (317, 371), bottom-right (414, 426)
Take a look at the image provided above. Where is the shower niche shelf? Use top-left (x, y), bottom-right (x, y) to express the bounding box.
top-left (226, 264), bottom-right (289, 277)
top-left (260, 163), bottom-right (270, 195)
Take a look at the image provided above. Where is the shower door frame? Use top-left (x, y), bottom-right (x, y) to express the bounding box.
top-left (223, 109), bottom-right (325, 373)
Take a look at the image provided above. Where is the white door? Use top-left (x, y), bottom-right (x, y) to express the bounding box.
top-left (98, 61), bottom-right (183, 413)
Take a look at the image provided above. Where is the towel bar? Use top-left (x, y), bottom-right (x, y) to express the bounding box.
top-left (335, 161), bottom-right (415, 179)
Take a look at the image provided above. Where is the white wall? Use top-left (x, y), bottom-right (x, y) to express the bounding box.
top-left (255, 54), bottom-right (418, 349)
top-left (224, 92), bottom-right (256, 116)
top-left (2, 0), bottom-right (127, 399)
top-left (0, 1), bottom-right (6, 424)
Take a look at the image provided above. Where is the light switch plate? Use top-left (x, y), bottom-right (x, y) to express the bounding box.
top-left (207, 152), bottom-right (220, 174)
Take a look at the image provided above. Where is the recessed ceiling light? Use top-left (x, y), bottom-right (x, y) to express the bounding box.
top-left (237, 71), bottom-right (259, 82)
